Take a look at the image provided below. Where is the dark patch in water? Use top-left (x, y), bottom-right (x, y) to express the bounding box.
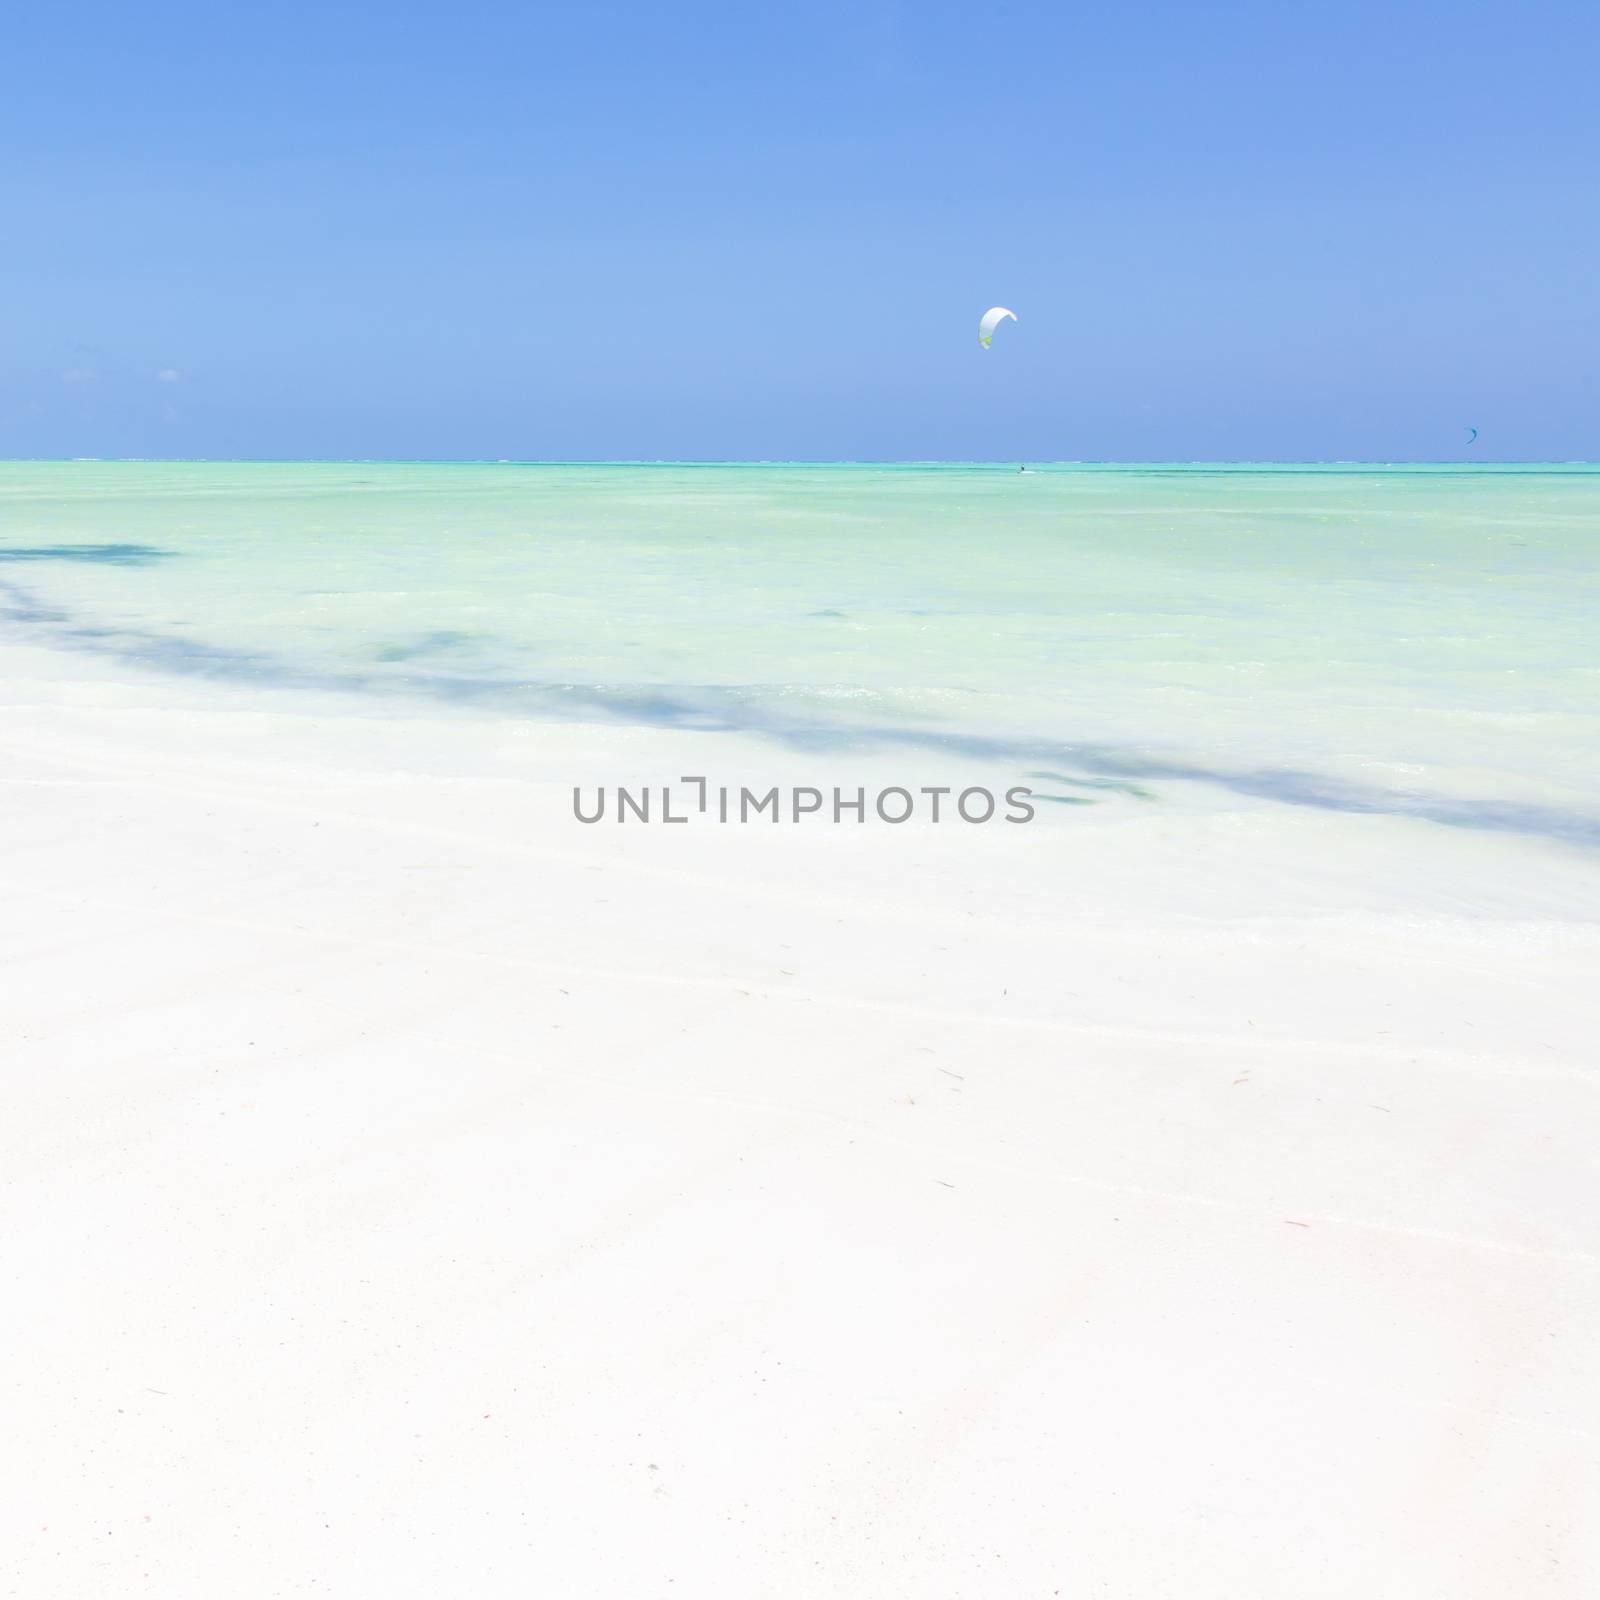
top-left (807, 609), bottom-right (847, 619)
top-left (0, 543), bottom-right (174, 566)
top-left (1033, 793), bottom-right (1098, 807)
top-left (1027, 769), bottom-right (1158, 800)
top-left (374, 630), bottom-right (475, 662)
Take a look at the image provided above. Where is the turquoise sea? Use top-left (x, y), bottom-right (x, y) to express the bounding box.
top-left (1, 462), bottom-right (1596, 843)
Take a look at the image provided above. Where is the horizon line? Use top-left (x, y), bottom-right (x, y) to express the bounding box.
top-left (3, 457), bottom-right (1597, 470)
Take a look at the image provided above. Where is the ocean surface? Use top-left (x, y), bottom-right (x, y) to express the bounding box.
top-left (2, 461), bottom-right (1596, 842)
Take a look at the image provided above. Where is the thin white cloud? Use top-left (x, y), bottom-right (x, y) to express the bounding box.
top-left (156, 368), bottom-right (181, 382)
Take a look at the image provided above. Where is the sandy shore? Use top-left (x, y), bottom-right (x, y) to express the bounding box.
top-left (3, 637), bottom-right (1597, 1597)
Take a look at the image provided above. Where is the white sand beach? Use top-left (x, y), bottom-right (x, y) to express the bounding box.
top-left (4, 616), bottom-right (1597, 1597)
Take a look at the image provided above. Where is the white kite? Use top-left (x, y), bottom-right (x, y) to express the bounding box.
top-left (978, 306), bottom-right (1017, 349)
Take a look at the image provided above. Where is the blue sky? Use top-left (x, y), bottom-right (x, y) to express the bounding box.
top-left (4, 1), bottom-right (1596, 460)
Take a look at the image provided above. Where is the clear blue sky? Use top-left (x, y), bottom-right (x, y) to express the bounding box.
top-left (4, 1), bottom-right (1596, 460)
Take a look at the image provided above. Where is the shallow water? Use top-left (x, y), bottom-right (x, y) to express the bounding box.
top-left (2, 461), bottom-right (1596, 840)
